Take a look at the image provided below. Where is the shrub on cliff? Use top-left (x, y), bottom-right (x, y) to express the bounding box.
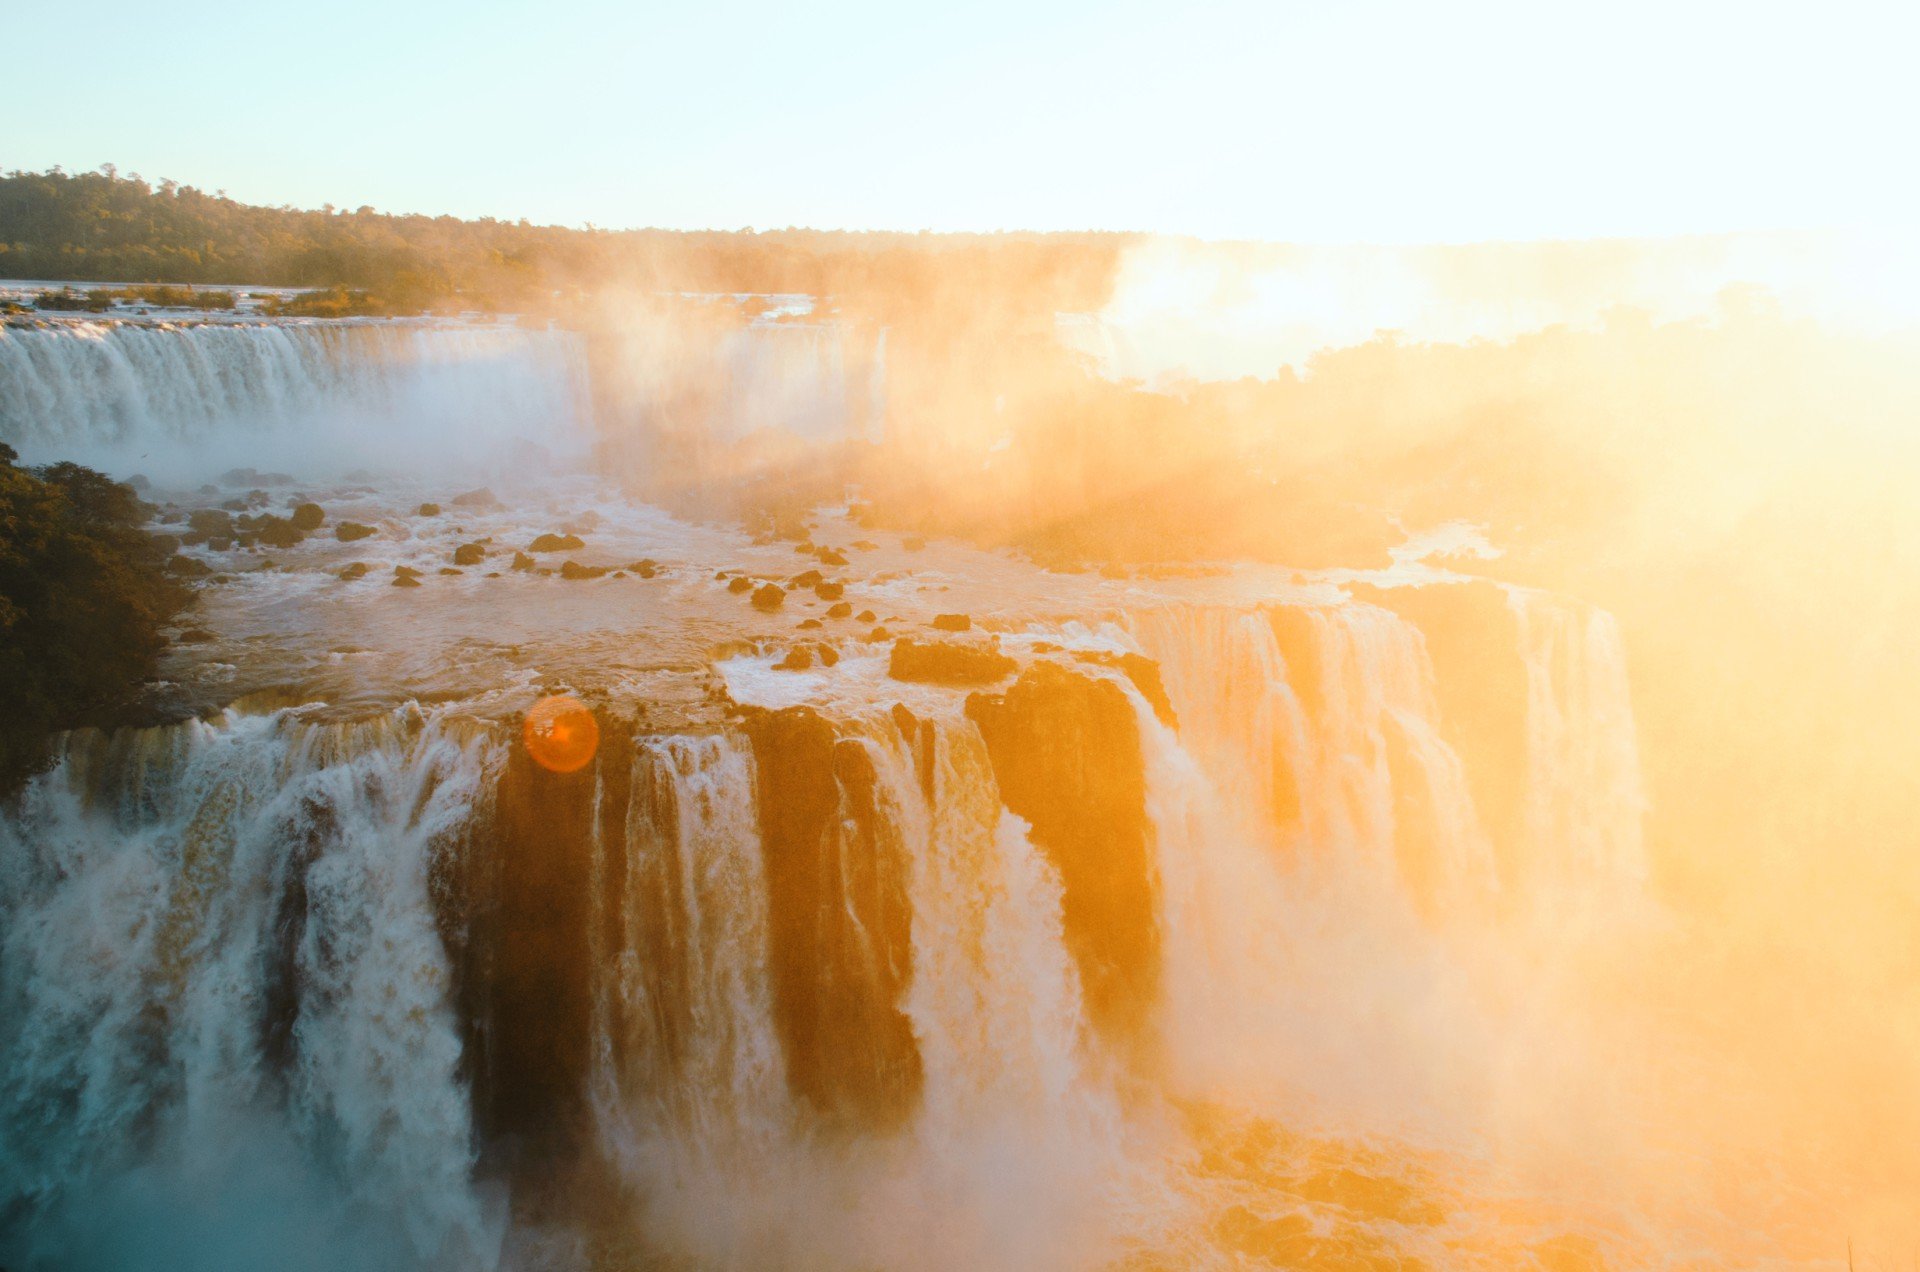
top-left (0, 445), bottom-right (190, 794)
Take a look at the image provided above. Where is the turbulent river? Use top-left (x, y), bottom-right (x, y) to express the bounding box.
top-left (0, 313), bottom-right (1821, 1269)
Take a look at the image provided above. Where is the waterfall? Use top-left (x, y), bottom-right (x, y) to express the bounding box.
top-left (1294, 604), bottom-right (1495, 904)
top-left (0, 708), bottom-right (504, 1271)
top-left (1123, 605), bottom-right (1314, 844)
top-left (590, 734), bottom-right (787, 1203)
top-left (0, 320), bottom-right (592, 482)
top-left (1508, 588), bottom-right (1648, 893)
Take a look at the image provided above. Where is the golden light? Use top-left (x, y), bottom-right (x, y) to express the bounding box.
top-left (523, 694), bottom-right (600, 773)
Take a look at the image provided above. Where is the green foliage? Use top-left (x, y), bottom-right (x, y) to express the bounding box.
top-left (0, 166), bottom-right (1129, 317)
top-left (0, 446), bottom-right (191, 794)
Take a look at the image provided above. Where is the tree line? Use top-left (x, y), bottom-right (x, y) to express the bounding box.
top-left (0, 166), bottom-right (1131, 317)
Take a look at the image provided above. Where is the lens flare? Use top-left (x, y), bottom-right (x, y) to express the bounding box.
top-left (523, 694), bottom-right (599, 773)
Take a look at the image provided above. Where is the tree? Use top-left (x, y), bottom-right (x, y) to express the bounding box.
top-left (0, 446), bottom-right (191, 794)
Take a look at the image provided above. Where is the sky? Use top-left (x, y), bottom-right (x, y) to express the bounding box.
top-left (4, 0), bottom-right (1915, 242)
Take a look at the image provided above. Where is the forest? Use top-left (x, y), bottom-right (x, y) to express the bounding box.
top-left (0, 166), bottom-right (1129, 317)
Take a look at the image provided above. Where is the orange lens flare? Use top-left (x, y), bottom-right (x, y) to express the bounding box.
top-left (523, 694), bottom-right (599, 773)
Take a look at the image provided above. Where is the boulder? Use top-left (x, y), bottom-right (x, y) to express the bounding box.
top-left (416, 502), bottom-right (442, 517)
top-left (888, 637), bottom-right (1016, 685)
top-left (335, 522), bottom-right (377, 542)
top-left (776, 646), bottom-right (814, 671)
top-left (453, 542), bottom-right (487, 566)
top-left (289, 503), bottom-right (325, 531)
top-left (187, 509), bottom-right (234, 538)
top-left (931, 613), bottom-right (972, 633)
top-left (511, 551), bottom-right (535, 571)
top-left (789, 569), bottom-right (824, 590)
top-left (339, 562), bottom-right (369, 580)
top-left (392, 574), bottom-right (422, 588)
top-left (816, 548), bottom-right (849, 567)
top-left (815, 581), bottom-right (845, 601)
top-left (394, 565), bottom-right (423, 579)
top-left (528, 533), bottom-right (585, 553)
top-left (826, 602), bottom-right (853, 619)
top-left (560, 560), bottom-right (608, 581)
top-left (856, 610), bottom-right (876, 623)
top-left (451, 488), bottom-right (499, 508)
top-left (255, 517), bottom-right (305, 549)
top-left (727, 576), bottom-right (754, 594)
top-left (752, 583), bottom-right (786, 611)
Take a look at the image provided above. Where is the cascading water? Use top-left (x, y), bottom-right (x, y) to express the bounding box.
top-left (0, 707), bottom-right (504, 1271)
top-left (0, 320), bottom-right (592, 481)
top-left (1508, 587), bottom-right (1648, 895)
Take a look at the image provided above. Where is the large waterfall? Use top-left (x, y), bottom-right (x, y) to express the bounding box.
top-left (0, 321), bottom-right (595, 482)
top-left (0, 592), bottom-right (1663, 1267)
top-left (0, 313), bottom-right (1712, 1269)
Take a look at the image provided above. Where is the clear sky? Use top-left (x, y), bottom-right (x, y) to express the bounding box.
top-left (4, 0), bottom-right (1913, 241)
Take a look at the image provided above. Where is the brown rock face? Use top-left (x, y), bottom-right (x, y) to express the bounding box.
top-left (1350, 580), bottom-right (1529, 883)
top-left (888, 637), bottom-right (1017, 685)
top-left (453, 542), bottom-right (486, 566)
top-left (743, 708), bottom-right (922, 1130)
top-left (462, 719), bottom-right (633, 1158)
top-left (967, 663), bottom-right (1161, 1050)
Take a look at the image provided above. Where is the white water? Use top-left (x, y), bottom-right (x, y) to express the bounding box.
top-left (0, 708), bottom-right (504, 1271)
top-left (1509, 587), bottom-right (1648, 897)
top-left (0, 320), bottom-right (592, 482)
top-left (589, 734), bottom-right (789, 1240)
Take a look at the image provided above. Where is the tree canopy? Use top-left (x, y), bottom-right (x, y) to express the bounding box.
top-left (0, 446), bottom-right (189, 794)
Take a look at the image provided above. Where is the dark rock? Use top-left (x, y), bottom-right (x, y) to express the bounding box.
top-left (453, 542), bottom-right (486, 566)
top-left (931, 613), bottom-right (972, 632)
top-left (856, 610), bottom-right (876, 623)
top-left (1072, 651), bottom-right (1179, 729)
top-left (789, 569), bottom-right (824, 589)
top-left (727, 576), bottom-right (754, 594)
top-left (394, 565), bottom-right (423, 579)
top-left (752, 583), bottom-right (786, 610)
top-left (392, 575), bottom-right (422, 588)
top-left (176, 627), bottom-right (216, 644)
top-left (817, 548), bottom-right (849, 567)
top-left (798, 618), bottom-right (823, 630)
top-left (255, 517), bottom-right (305, 549)
top-left (511, 551), bottom-right (535, 571)
top-left (289, 502), bottom-right (325, 531)
top-left (776, 646), bottom-right (814, 671)
top-left (817, 644), bottom-right (841, 667)
top-left (439, 567), bottom-right (463, 576)
top-left (207, 537), bottom-right (232, 552)
top-left (888, 637), bottom-right (1016, 685)
top-left (416, 502), bottom-right (442, 517)
top-left (626, 560), bottom-right (657, 578)
top-left (740, 707), bottom-right (922, 1128)
top-left (187, 509), bottom-right (234, 538)
top-left (864, 626), bottom-right (891, 643)
top-left (815, 581), bottom-right (845, 601)
top-left (560, 560), bottom-right (609, 581)
top-left (528, 533), bottom-right (585, 553)
top-left (335, 522), bottom-right (377, 542)
top-left (150, 533), bottom-right (181, 554)
top-left (339, 562), bottom-right (369, 580)
top-left (220, 498), bottom-right (248, 512)
top-left (826, 602), bottom-right (853, 619)
top-left (968, 664), bottom-right (1160, 1049)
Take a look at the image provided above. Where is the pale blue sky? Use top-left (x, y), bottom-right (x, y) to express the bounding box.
top-left (5, 0), bottom-right (1913, 241)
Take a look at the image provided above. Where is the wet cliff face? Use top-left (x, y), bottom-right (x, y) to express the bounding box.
top-left (1348, 582), bottom-right (1530, 889)
top-left (741, 706), bottom-right (922, 1130)
top-left (967, 663), bottom-right (1161, 1051)
top-left (461, 718), bottom-right (633, 1159)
